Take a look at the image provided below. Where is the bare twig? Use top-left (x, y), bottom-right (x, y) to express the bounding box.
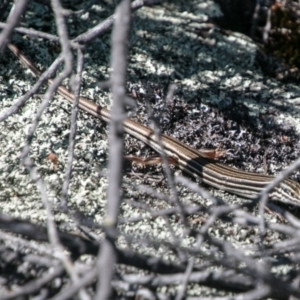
top-left (61, 48), bottom-right (84, 204)
top-left (96, 0), bottom-right (131, 299)
top-left (0, 0), bottom-right (28, 52)
top-left (73, 0), bottom-right (159, 44)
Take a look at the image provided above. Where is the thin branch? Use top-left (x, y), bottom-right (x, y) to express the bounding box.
top-left (96, 1), bottom-right (131, 298)
top-left (0, 0), bottom-right (28, 52)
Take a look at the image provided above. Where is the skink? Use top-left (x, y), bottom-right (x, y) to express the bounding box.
top-left (7, 43), bottom-right (300, 206)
